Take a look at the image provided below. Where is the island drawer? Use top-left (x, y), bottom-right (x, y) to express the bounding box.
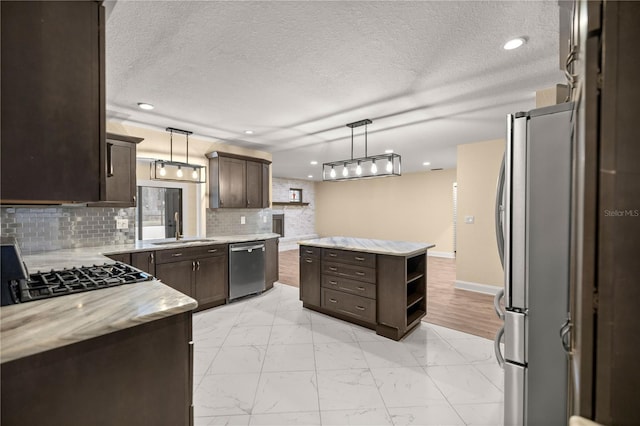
top-left (321, 288), bottom-right (376, 324)
top-left (300, 245), bottom-right (321, 258)
top-left (155, 247), bottom-right (203, 264)
top-left (322, 261), bottom-right (376, 284)
top-left (322, 248), bottom-right (376, 268)
top-left (321, 275), bottom-right (376, 299)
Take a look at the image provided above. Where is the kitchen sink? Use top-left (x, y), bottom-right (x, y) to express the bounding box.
top-left (152, 239), bottom-right (213, 245)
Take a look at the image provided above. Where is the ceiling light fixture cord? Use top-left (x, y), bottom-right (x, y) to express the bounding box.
top-left (170, 129), bottom-right (173, 162)
top-left (351, 126), bottom-right (354, 160)
top-left (365, 123), bottom-right (368, 158)
top-left (186, 132), bottom-right (189, 164)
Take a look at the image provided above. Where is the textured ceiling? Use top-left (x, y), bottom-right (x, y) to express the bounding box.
top-left (106, 1), bottom-right (565, 180)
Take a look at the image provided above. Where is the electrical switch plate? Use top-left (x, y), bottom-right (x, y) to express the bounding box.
top-left (116, 218), bottom-right (128, 229)
top-left (263, 215), bottom-right (267, 223)
top-left (240, 216), bottom-right (246, 225)
top-left (464, 215), bottom-right (475, 224)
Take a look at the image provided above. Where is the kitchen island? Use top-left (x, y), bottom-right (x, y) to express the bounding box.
top-left (298, 236), bottom-right (435, 340)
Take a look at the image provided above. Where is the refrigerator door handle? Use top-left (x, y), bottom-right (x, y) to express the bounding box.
top-left (494, 288), bottom-right (505, 320)
top-left (495, 156), bottom-right (506, 268)
top-left (494, 325), bottom-right (505, 368)
top-left (560, 319), bottom-right (572, 354)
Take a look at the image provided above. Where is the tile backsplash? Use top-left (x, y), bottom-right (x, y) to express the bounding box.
top-left (206, 208), bottom-right (272, 237)
top-left (0, 207), bottom-right (135, 254)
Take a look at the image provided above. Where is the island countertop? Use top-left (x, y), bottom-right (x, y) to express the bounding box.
top-left (297, 236), bottom-right (435, 257)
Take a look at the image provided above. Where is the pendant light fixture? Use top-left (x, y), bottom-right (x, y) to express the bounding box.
top-left (322, 119), bottom-right (401, 181)
top-left (151, 127), bottom-right (206, 183)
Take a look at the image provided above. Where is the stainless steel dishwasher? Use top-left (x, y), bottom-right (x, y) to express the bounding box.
top-left (229, 241), bottom-right (265, 300)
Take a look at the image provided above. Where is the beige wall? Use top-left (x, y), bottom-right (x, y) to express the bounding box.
top-left (315, 169), bottom-right (456, 254)
top-left (106, 121), bottom-right (272, 237)
top-left (456, 139), bottom-right (504, 288)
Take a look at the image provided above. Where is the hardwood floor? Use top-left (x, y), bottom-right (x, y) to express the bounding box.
top-left (277, 249), bottom-right (502, 340)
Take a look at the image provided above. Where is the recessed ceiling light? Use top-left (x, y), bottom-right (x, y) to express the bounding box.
top-left (423, 162), bottom-right (431, 166)
top-left (310, 161), bottom-right (318, 165)
top-left (137, 102), bottom-right (154, 110)
top-left (307, 175), bottom-right (313, 179)
top-left (503, 37), bottom-right (527, 50)
top-left (244, 130), bottom-right (254, 135)
top-left (384, 149), bottom-right (394, 154)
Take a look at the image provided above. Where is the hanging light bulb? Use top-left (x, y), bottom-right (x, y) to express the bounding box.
top-left (330, 166), bottom-right (336, 179)
top-left (371, 159), bottom-right (377, 174)
top-left (356, 161), bottom-right (362, 176)
top-left (159, 163), bottom-right (167, 176)
top-left (192, 168), bottom-right (198, 179)
top-left (386, 157), bottom-right (393, 173)
top-left (176, 166), bottom-right (183, 178)
top-left (342, 163), bottom-right (349, 177)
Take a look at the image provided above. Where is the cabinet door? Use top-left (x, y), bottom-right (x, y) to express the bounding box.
top-left (262, 163), bottom-right (270, 208)
top-left (155, 260), bottom-right (194, 297)
top-left (105, 140), bottom-right (136, 205)
top-left (1, 1), bottom-right (103, 203)
top-left (131, 251), bottom-right (155, 276)
top-left (265, 238), bottom-right (279, 290)
top-left (246, 160), bottom-right (262, 208)
top-left (300, 254), bottom-right (321, 306)
top-left (194, 255), bottom-right (227, 307)
top-left (219, 157), bottom-right (246, 208)
top-left (106, 252), bottom-right (131, 264)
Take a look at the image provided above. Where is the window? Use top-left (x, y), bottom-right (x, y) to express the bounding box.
top-left (136, 186), bottom-right (183, 240)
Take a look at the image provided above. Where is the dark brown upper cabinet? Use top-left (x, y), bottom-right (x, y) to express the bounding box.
top-left (92, 132), bottom-right (143, 207)
top-left (207, 152), bottom-right (271, 209)
top-left (1, 1), bottom-right (107, 204)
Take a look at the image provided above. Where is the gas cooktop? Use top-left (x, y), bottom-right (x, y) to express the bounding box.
top-left (4, 262), bottom-right (153, 305)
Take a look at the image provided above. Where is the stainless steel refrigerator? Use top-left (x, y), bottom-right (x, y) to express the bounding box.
top-left (494, 102), bottom-right (574, 425)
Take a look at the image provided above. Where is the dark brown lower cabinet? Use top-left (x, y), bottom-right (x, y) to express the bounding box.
top-left (0, 312), bottom-right (193, 426)
top-left (156, 259), bottom-right (195, 298)
top-left (105, 252), bottom-right (131, 264)
top-left (131, 250), bottom-right (155, 275)
top-left (299, 247), bottom-right (321, 306)
top-left (265, 238), bottom-right (279, 290)
top-left (299, 245), bottom-right (428, 340)
top-left (195, 254), bottom-right (227, 309)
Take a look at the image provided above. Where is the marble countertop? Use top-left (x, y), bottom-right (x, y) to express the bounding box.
top-left (1, 233), bottom-right (277, 363)
top-left (23, 233), bottom-right (280, 272)
top-left (0, 280), bottom-right (197, 363)
top-left (297, 236), bottom-right (435, 257)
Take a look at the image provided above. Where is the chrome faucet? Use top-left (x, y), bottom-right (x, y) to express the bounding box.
top-left (174, 211), bottom-right (182, 240)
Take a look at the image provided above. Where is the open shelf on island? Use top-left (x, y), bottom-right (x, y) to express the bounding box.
top-left (406, 292), bottom-right (424, 309)
top-left (406, 308), bottom-right (426, 328)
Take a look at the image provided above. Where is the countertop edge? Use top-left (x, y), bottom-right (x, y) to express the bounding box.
top-left (297, 237), bottom-right (435, 257)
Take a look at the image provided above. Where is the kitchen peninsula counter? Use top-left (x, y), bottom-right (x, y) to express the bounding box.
top-left (298, 236), bottom-right (434, 340)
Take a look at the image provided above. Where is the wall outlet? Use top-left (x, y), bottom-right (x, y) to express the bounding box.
top-left (240, 216), bottom-right (246, 225)
top-left (263, 215), bottom-right (267, 223)
top-left (464, 215), bottom-right (475, 224)
top-left (116, 218), bottom-right (128, 229)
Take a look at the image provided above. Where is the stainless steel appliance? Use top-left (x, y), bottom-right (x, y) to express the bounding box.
top-left (494, 102), bottom-right (574, 425)
top-left (229, 241), bottom-right (265, 300)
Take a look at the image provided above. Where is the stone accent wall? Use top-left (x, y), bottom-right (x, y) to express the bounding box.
top-left (0, 207), bottom-right (135, 254)
top-left (272, 178), bottom-right (316, 240)
top-left (206, 208), bottom-right (272, 237)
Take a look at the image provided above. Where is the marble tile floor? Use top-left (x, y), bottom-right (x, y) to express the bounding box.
top-left (193, 283), bottom-right (504, 426)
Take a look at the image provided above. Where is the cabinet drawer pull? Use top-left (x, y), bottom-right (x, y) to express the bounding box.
top-left (329, 267), bottom-right (337, 271)
top-left (329, 253), bottom-right (337, 257)
top-left (354, 256), bottom-right (365, 261)
top-left (355, 305), bottom-right (365, 311)
top-left (329, 298), bottom-right (337, 303)
top-left (172, 253), bottom-right (183, 257)
top-left (150, 253), bottom-right (154, 264)
top-left (355, 271), bottom-right (365, 276)
top-left (305, 249), bottom-right (313, 254)
top-left (207, 249), bottom-right (217, 253)
top-left (356, 286), bottom-right (365, 291)
top-left (329, 280), bottom-right (338, 285)
top-left (305, 259), bottom-right (313, 263)
top-left (196, 260), bottom-right (200, 271)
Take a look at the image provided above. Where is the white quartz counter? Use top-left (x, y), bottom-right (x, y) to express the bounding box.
top-left (297, 236), bottom-right (435, 257)
top-left (1, 233), bottom-right (278, 363)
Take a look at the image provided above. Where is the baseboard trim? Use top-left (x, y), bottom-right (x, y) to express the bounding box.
top-left (428, 251), bottom-right (455, 259)
top-left (454, 280), bottom-right (502, 296)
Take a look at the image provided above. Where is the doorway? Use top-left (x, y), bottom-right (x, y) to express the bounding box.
top-left (137, 186), bottom-right (183, 240)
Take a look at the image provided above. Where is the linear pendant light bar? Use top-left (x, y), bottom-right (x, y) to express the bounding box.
top-left (150, 127), bottom-right (206, 183)
top-left (322, 119), bottom-right (401, 181)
